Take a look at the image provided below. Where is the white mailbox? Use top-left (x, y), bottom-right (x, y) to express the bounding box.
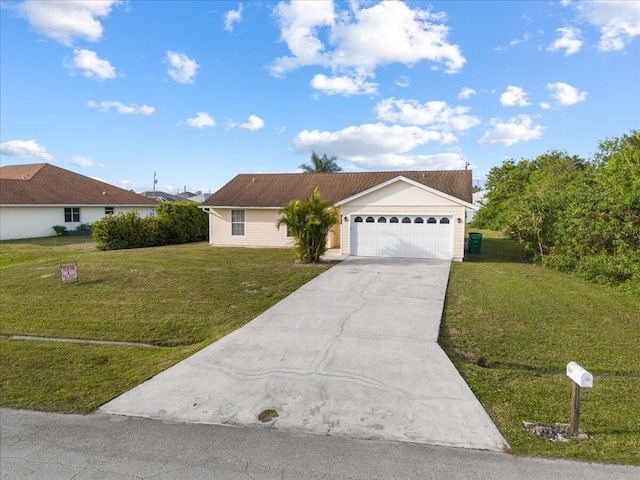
top-left (566, 362), bottom-right (593, 388)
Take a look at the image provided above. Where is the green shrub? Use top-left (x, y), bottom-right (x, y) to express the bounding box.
top-left (52, 225), bottom-right (68, 236)
top-left (75, 223), bottom-right (92, 232)
top-left (155, 201), bottom-right (208, 245)
top-left (91, 210), bottom-right (159, 250)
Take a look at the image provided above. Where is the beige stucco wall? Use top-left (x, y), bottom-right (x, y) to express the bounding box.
top-left (338, 182), bottom-right (468, 261)
top-left (208, 208), bottom-right (294, 248)
top-left (0, 205), bottom-right (155, 241)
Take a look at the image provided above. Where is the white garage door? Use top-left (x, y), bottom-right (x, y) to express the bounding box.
top-left (350, 215), bottom-right (454, 259)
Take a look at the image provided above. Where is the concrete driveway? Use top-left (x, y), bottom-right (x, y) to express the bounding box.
top-left (100, 257), bottom-right (508, 451)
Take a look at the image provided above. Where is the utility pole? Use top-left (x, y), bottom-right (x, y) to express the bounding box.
top-left (153, 172), bottom-right (157, 196)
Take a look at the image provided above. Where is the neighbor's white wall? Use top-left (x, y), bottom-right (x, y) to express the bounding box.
top-left (208, 208), bottom-right (294, 248)
top-left (0, 206), bottom-right (156, 241)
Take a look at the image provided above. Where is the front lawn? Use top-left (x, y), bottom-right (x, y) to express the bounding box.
top-left (0, 238), bottom-right (330, 412)
top-left (441, 229), bottom-right (640, 465)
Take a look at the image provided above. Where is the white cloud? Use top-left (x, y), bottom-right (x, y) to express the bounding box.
top-left (548, 26), bottom-right (583, 55)
top-left (457, 87), bottom-right (476, 100)
top-left (329, 1), bottom-right (465, 73)
top-left (166, 51), bottom-right (200, 84)
top-left (478, 115), bottom-right (544, 146)
top-left (343, 152), bottom-right (466, 170)
top-left (224, 4), bottom-right (243, 31)
top-left (375, 98), bottom-right (480, 131)
top-left (87, 100), bottom-right (155, 115)
top-left (184, 112), bottom-right (216, 128)
top-left (574, 1), bottom-right (640, 51)
top-left (500, 85), bottom-right (531, 107)
top-left (227, 115), bottom-right (265, 131)
top-left (271, 1), bottom-right (465, 95)
top-left (294, 123), bottom-right (453, 159)
top-left (0, 139), bottom-right (54, 161)
top-left (310, 73), bottom-right (378, 96)
top-left (494, 33), bottom-right (532, 51)
top-left (71, 155), bottom-right (104, 168)
top-left (395, 75), bottom-right (410, 88)
top-left (546, 82), bottom-right (588, 106)
top-left (240, 115), bottom-right (265, 131)
top-left (15, 0), bottom-right (119, 46)
top-left (66, 49), bottom-right (116, 81)
top-left (270, 0), bottom-right (335, 77)
top-left (294, 123), bottom-right (466, 170)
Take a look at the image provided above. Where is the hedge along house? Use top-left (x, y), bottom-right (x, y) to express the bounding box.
top-left (0, 163), bottom-right (158, 240)
top-left (201, 170), bottom-right (478, 262)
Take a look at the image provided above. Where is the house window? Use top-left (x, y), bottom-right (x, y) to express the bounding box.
top-left (64, 207), bottom-right (80, 223)
top-left (285, 224), bottom-right (294, 238)
top-left (105, 207), bottom-right (115, 215)
top-left (231, 210), bottom-right (245, 236)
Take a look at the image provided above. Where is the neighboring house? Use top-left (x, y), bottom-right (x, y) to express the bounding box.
top-left (467, 189), bottom-right (487, 224)
top-left (0, 163), bottom-right (157, 240)
top-left (139, 191), bottom-right (186, 202)
top-left (139, 190), bottom-right (208, 203)
top-left (201, 170), bottom-right (478, 262)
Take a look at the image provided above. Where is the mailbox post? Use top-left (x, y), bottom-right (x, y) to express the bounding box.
top-left (566, 362), bottom-right (593, 436)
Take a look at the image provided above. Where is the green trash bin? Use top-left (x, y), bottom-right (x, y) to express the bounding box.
top-left (468, 232), bottom-right (482, 254)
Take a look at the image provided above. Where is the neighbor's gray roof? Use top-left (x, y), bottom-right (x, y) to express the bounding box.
top-left (202, 170), bottom-right (473, 208)
top-left (0, 163), bottom-right (158, 206)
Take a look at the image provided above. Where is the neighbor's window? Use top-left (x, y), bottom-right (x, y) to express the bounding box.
top-left (231, 210), bottom-right (245, 236)
top-left (105, 207), bottom-right (115, 215)
top-left (286, 224), bottom-right (294, 238)
top-left (64, 207), bottom-right (80, 223)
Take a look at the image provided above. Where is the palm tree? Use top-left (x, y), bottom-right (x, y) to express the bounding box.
top-left (277, 188), bottom-right (338, 263)
top-left (299, 151), bottom-right (342, 173)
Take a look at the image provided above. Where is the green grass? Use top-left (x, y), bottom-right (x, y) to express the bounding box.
top-left (0, 238), bottom-right (330, 412)
top-left (441, 229), bottom-right (640, 465)
top-left (2, 234), bottom-right (638, 465)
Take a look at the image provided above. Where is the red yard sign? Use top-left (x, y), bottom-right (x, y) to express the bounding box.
top-left (61, 263), bottom-right (78, 283)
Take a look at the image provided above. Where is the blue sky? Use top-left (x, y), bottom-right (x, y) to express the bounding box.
top-left (1, 1), bottom-right (638, 194)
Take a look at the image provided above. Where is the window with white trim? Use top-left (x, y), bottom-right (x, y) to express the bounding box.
top-left (285, 224), bottom-right (294, 238)
top-left (231, 210), bottom-right (245, 236)
top-left (105, 207), bottom-right (115, 215)
top-left (64, 207), bottom-right (80, 223)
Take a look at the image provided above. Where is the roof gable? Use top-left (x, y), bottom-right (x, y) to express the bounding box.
top-left (335, 176), bottom-right (476, 209)
top-left (0, 163), bottom-right (158, 206)
top-left (202, 170), bottom-right (473, 208)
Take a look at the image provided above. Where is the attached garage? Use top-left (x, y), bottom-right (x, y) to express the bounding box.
top-left (202, 170), bottom-right (477, 262)
top-left (350, 214), bottom-right (454, 259)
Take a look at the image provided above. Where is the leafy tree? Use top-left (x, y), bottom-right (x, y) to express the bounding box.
top-left (471, 131), bottom-right (639, 289)
top-left (277, 188), bottom-right (338, 263)
top-left (548, 132), bottom-right (640, 286)
top-left (299, 151), bottom-right (342, 173)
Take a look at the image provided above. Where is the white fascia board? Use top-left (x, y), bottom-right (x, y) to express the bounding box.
top-left (334, 176), bottom-right (477, 209)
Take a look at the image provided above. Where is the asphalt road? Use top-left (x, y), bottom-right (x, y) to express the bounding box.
top-left (2, 409), bottom-right (638, 480)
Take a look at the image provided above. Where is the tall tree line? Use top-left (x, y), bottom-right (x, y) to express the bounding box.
top-left (473, 131), bottom-right (639, 290)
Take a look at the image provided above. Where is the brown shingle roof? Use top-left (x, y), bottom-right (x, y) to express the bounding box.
top-left (202, 170), bottom-right (473, 208)
top-left (0, 163), bottom-right (158, 206)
